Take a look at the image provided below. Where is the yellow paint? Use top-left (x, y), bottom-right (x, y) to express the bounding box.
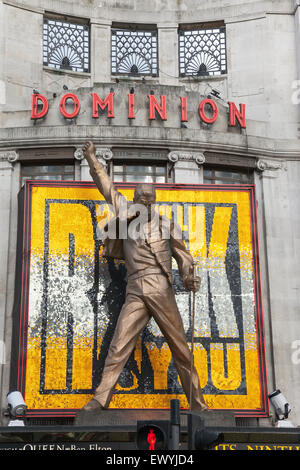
top-left (210, 343), bottom-right (242, 390)
top-left (145, 342), bottom-right (172, 390)
top-left (48, 202), bottom-right (94, 256)
top-left (193, 343), bottom-right (208, 389)
top-left (25, 340), bottom-right (261, 410)
top-left (207, 207), bottom-right (232, 265)
top-left (188, 205), bottom-right (206, 259)
top-left (44, 337), bottom-right (67, 390)
top-left (72, 337), bottom-right (94, 390)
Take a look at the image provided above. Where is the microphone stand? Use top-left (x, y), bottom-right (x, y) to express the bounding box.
top-left (189, 263), bottom-right (196, 412)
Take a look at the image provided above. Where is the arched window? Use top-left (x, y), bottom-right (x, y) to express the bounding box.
top-left (43, 15), bottom-right (90, 73)
top-left (111, 25), bottom-right (158, 77)
top-left (179, 22), bottom-right (227, 77)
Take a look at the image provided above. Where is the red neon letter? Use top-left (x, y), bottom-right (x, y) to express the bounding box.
top-left (31, 93), bottom-right (49, 120)
top-left (59, 93), bottom-right (80, 119)
top-left (148, 94), bottom-right (167, 120)
top-left (128, 93), bottom-right (135, 119)
top-left (228, 102), bottom-right (246, 128)
top-left (92, 92), bottom-right (114, 118)
top-left (199, 99), bottom-right (219, 124)
top-left (180, 96), bottom-right (188, 122)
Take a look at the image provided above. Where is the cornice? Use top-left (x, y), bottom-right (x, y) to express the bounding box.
top-left (0, 125), bottom-right (299, 161)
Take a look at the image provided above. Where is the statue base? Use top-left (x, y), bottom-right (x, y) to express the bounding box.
top-left (74, 408), bottom-right (236, 429)
top-left (74, 409), bottom-right (176, 428)
top-left (191, 409), bottom-right (236, 427)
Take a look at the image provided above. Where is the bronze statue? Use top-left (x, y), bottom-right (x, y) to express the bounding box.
top-left (81, 141), bottom-right (208, 412)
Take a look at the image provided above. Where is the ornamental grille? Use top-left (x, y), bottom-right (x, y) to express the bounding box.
top-left (43, 18), bottom-right (90, 73)
top-left (179, 27), bottom-right (226, 77)
top-left (111, 29), bottom-right (158, 76)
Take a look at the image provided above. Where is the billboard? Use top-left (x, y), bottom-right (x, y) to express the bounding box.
top-left (10, 181), bottom-right (268, 417)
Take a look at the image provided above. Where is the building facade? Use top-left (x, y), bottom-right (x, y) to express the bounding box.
top-left (0, 0), bottom-right (300, 426)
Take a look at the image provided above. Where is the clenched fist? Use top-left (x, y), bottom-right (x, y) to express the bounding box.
top-left (183, 265), bottom-right (201, 292)
top-left (83, 141), bottom-right (95, 159)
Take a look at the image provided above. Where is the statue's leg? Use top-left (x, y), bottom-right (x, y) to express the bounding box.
top-left (145, 286), bottom-right (208, 411)
top-left (92, 294), bottom-right (150, 409)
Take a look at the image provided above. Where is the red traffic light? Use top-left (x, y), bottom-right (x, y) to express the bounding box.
top-left (147, 428), bottom-right (157, 450)
top-left (136, 421), bottom-right (170, 450)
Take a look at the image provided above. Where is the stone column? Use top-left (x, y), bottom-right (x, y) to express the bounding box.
top-left (90, 18), bottom-right (112, 84)
top-left (295, 2), bottom-right (300, 73)
top-left (294, 2), bottom-right (300, 130)
top-left (168, 150), bottom-right (205, 184)
top-left (256, 157), bottom-right (300, 425)
top-left (0, 1), bottom-right (5, 113)
top-left (157, 23), bottom-right (179, 86)
top-left (0, 150), bottom-right (19, 421)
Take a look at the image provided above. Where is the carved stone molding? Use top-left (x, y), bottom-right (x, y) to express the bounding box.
top-left (0, 150), bottom-right (19, 163)
top-left (95, 147), bottom-right (113, 161)
top-left (168, 151), bottom-right (205, 165)
top-left (94, 147), bottom-right (113, 167)
top-left (194, 153), bottom-right (206, 165)
top-left (256, 159), bottom-right (284, 172)
top-left (168, 151), bottom-right (179, 163)
top-left (74, 148), bottom-right (84, 161)
top-left (75, 147), bottom-right (113, 166)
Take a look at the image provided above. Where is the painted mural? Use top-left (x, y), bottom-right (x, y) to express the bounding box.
top-left (11, 181), bottom-right (268, 417)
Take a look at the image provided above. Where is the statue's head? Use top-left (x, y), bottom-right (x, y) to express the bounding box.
top-left (133, 183), bottom-right (156, 216)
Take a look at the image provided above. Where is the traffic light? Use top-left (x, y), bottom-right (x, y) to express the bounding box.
top-left (136, 420), bottom-right (170, 450)
top-left (187, 413), bottom-right (224, 450)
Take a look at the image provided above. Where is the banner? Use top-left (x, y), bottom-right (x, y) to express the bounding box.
top-left (10, 181), bottom-right (268, 417)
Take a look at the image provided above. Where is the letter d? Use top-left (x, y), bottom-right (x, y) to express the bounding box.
top-left (31, 93), bottom-right (49, 119)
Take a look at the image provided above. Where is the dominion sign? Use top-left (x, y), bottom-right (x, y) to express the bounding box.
top-left (10, 181), bottom-right (268, 417)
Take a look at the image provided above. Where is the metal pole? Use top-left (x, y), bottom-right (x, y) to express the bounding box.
top-left (189, 263), bottom-right (196, 412)
top-left (170, 399), bottom-right (180, 450)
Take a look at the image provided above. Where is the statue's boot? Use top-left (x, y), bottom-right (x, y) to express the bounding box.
top-left (81, 398), bottom-right (105, 412)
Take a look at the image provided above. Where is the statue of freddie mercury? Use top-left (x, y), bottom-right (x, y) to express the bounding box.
top-left (81, 141), bottom-right (208, 412)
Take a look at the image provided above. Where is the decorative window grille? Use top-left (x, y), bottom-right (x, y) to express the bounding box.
top-left (111, 28), bottom-right (158, 76)
top-left (43, 18), bottom-right (90, 73)
top-left (179, 25), bottom-right (226, 77)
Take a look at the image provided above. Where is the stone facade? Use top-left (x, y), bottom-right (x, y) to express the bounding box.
top-left (0, 0), bottom-right (299, 426)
